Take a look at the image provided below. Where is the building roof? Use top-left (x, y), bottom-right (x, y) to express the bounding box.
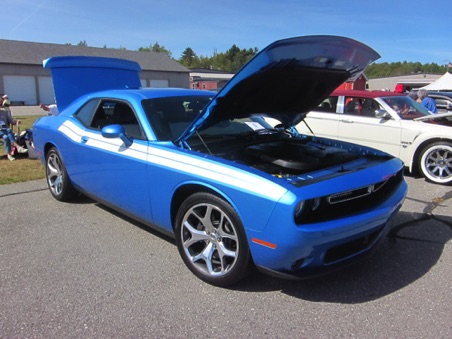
top-left (190, 68), bottom-right (235, 81)
top-left (0, 39), bottom-right (189, 73)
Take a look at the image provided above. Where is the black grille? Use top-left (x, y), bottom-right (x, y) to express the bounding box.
top-left (295, 168), bottom-right (404, 224)
top-left (324, 227), bottom-right (383, 264)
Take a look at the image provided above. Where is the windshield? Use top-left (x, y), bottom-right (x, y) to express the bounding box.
top-left (186, 116), bottom-right (285, 153)
top-left (197, 117), bottom-right (277, 137)
top-left (382, 96), bottom-right (431, 120)
top-left (142, 95), bottom-right (212, 140)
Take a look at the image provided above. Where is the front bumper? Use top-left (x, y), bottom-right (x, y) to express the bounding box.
top-left (248, 179), bottom-right (407, 279)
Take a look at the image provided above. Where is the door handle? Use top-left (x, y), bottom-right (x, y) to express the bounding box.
top-left (341, 119), bottom-right (354, 124)
top-left (81, 136), bottom-right (89, 143)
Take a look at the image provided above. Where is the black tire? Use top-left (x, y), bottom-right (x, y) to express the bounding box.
top-left (45, 147), bottom-right (78, 201)
top-left (418, 142), bottom-right (452, 185)
top-left (175, 192), bottom-right (252, 287)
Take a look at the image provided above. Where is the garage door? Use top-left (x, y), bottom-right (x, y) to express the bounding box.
top-left (38, 76), bottom-right (55, 104)
top-left (3, 75), bottom-right (37, 105)
top-left (150, 79), bottom-right (169, 88)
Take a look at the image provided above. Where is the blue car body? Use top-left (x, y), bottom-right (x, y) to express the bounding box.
top-left (33, 36), bottom-right (407, 286)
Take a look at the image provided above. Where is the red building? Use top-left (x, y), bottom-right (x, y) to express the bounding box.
top-left (335, 74), bottom-right (368, 90)
top-left (189, 69), bottom-right (234, 91)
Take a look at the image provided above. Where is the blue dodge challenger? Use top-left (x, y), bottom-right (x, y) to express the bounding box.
top-left (33, 36), bottom-right (407, 286)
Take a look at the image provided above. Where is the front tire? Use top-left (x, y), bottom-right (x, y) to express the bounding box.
top-left (175, 193), bottom-right (252, 287)
top-left (46, 147), bottom-right (78, 201)
top-left (419, 142), bottom-right (452, 185)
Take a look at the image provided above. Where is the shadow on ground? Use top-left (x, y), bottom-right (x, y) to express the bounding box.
top-left (238, 210), bottom-right (451, 302)
top-left (80, 189), bottom-right (451, 303)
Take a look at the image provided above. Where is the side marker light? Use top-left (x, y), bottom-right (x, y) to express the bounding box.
top-left (252, 238), bottom-right (277, 249)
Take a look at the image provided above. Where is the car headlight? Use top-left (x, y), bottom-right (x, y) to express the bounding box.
top-left (294, 200), bottom-right (305, 217)
top-left (311, 197), bottom-right (321, 211)
top-left (294, 197), bottom-right (323, 221)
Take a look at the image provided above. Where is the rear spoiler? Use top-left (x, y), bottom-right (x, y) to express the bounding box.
top-left (43, 56), bottom-right (141, 111)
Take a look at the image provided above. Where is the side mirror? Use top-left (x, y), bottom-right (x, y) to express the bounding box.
top-left (101, 124), bottom-right (132, 147)
top-left (375, 109), bottom-right (391, 119)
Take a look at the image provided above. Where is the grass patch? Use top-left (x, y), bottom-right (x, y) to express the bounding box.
top-left (1, 115), bottom-right (46, 185)
top-left (0, 158), bottom-right (45, 184)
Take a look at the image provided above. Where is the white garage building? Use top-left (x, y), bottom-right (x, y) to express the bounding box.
top-left (0, 39), bottom-right (190, 106)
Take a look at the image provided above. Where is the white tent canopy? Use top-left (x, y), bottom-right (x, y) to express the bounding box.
top-left (420, 72), bottom-right (452, 91)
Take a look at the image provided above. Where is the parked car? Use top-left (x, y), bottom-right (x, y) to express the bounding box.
top-left (427, 91), bottom-right (452, 113)
top-left (33, 36), bottom-right (407, 286)
top-left (300, 89), bottom-right (452, 185)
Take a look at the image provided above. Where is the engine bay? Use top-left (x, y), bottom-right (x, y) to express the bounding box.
top-left (190, 132), bottom-right (362, 176)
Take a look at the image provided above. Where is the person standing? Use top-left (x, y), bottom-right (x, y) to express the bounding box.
top-left (418, 89), bottom-right (437, 113)
top-left (39, 103), bottom-right (59, 116)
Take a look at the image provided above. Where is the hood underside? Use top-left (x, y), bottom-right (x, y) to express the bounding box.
top-left (176, 35), bottom-right (380, 144)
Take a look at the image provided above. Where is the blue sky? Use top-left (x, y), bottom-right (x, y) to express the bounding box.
top-left (3, 0), bottom-right (451, 65)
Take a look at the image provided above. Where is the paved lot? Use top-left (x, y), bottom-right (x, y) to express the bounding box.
top-left (0, 175), bottom-right (451, 338)
top-left (10, 105), bottom-right (47, 117)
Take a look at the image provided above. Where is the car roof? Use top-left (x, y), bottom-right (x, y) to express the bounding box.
top-left (331, 89), bottom-right (405, 98)
top-left (93, 87), bottom-right (215, 99)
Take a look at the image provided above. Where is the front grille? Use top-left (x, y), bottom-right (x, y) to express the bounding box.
top-left (295, 168), bottom-right (403, 224)
top-left (328, 185), bottom-right (373, 204)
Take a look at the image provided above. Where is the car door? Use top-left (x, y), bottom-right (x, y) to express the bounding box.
top-left (298, 96), bottom-right (340, 138)
top-left (68, 98), bottom-right (153, 222)
top-left (337, 96), bottom-right (402, 157)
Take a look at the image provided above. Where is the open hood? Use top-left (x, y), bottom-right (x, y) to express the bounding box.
top-left (177, 35), bottom-right (380, 144)
top-left (414, 111), bottom-right (452, 122)
top-left (43, 56), bottom-right (142, 112)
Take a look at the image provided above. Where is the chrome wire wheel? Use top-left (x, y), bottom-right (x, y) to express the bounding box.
top-left (419, 142), bottom-right (452, 185)
top-left (175, 193), bottom-right (251, 286)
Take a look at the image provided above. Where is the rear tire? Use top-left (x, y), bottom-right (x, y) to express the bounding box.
top-left (175, 193), bottom-right (252, 287)
top-left (46, 147), bottom-right (78, 201)
top-left (418, 142), bottom-right (452, 185)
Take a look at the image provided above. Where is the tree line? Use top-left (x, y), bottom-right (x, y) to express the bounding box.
top-left (365, 62), bottom-right (448, 78)
top-left (76, 40), bottom-right (450, 77)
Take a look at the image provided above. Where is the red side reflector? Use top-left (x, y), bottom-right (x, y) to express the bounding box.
top-left (252, 238), bottom-right (277, 249)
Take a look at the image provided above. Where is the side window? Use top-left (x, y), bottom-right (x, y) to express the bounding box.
top-left (361, 99), bottom-right (382, 117)
top-left (108, 101), bottom-right (145, 140)
top-left (79, 99), bottom-right (145, 140)
top-left (344, 97), bottom-right (363, 116)
top-left (75, 99), bottom-right (100, 127)
top-left (316, 96), bottom-right (337, 112)
top-left (89, 101), bottom-right (114, 130)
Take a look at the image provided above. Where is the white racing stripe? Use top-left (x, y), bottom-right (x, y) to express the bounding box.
top-left (58, 121), bottom-right (288, 200)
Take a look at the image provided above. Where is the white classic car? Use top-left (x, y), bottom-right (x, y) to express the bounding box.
top-left (298, 89), bottom-right (452, 185)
